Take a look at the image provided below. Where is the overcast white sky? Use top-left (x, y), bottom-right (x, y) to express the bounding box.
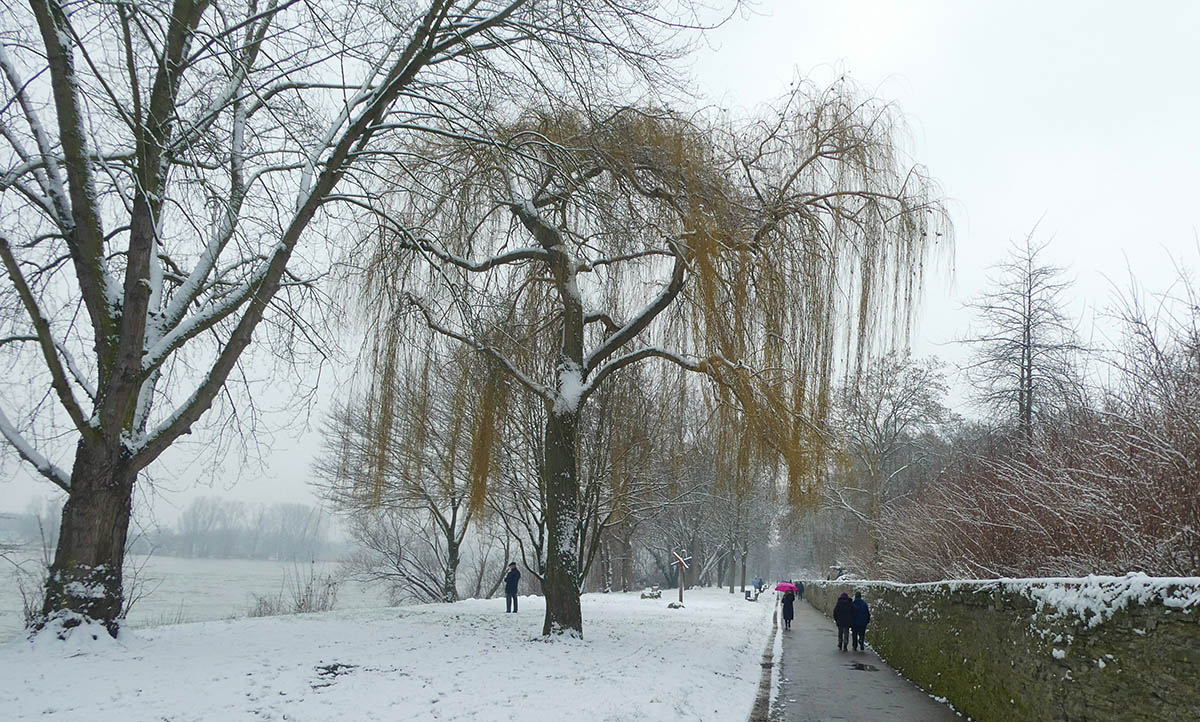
top-left (4, 0), bottom-right (1199, 520)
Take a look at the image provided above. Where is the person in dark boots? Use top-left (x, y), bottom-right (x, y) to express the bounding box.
top-left (851, 591), bottom-right (871, 651)
top-left (832, 592), bottom-right (854, 650)
top-left (504, 562), bottom-right (521, 613)
top-left (781, 589), bottom-right (795, 630)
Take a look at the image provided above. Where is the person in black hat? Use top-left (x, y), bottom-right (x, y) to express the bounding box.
top-left (504, 562), bottom-right (521, 613)
top-left (833, 592), bottom-right (854, 651)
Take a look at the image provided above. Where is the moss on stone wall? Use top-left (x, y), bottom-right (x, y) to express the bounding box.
top-left (804, 578), bottom-right (1199, 722)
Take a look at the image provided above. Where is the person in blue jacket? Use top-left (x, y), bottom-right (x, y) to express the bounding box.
top-left (850, 591), bottom-right (871, 651)
top-left (504, 562), bottom-right (521, 613)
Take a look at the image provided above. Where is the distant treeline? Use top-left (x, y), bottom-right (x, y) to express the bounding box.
top-left (3, 496), bottom-right (336, 562)
top-left (145, 497), bottom-right (334, 561)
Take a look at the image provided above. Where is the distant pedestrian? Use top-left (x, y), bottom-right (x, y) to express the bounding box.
top-left (851, 591), bottom-right (871, 651)
top-left (797, 581), bottom-right (805, 600)
top-left (832, 592), bottom-right (854, 651)
top-left (504, 562), bottom-right (521, 613)
top-left (781, 590), bottom-right (795, 630)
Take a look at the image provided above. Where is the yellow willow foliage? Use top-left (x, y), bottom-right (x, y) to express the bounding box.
top-left (467, 368), bottom-right (510, 517)
top-left (357, 86), bottom-right (947, 515)
top-left (399, 351), bottom-right (434, 501)
top-left (364, 329), bottom-right (400, 506)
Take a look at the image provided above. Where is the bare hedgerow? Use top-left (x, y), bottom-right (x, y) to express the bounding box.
top-left (882, 266), bottom-right (1200, 580)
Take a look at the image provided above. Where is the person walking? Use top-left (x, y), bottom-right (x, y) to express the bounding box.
top-left (504, 562), bottom-right (521, 613)
top-left (850, 591), bottom-right (871, 651)
top-left (797, 581), bottom-right (805, 600)
top-left (780, 589), bottom-right (795, 630)
top-left (833, 592), bottom-right (854, 650)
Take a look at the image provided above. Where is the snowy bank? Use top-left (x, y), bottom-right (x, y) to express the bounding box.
top-left (0, 587), bottom-right (773, 722)
top-left (804, 575), bottom-right (1200, 722)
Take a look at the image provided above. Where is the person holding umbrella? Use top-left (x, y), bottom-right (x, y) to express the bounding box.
top-left (775, 582), bottom-right (798, 630)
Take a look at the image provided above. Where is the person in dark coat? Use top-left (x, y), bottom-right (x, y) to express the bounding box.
top-left (781, 590), bottom-right (795, 629)
top-left (504, 562), bottom-right (521, 613)
top-left (832, 592), bottom-right (854, 650)
top-left (850, 591), bottom-right (871, 651)
top-left (797, 581), bottom-right (805, 600)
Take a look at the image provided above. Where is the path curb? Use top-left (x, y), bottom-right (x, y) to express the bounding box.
top-left (747, 603), bottom-right (778, 722)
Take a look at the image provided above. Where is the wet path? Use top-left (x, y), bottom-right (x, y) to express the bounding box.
top-left (770, 601), bottom-right (962, 722)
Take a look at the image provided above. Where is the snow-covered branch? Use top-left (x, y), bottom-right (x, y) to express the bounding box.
top-left (407, 294), bottom-right (553, 403)
top-left (0, 405), bottom-right (70, 491)
top-left (0, 44), bottom-right (72, 230)
top-left (584, 247), bottom-right (687, 374)
top-left (583, 346), bottom-right (704, 405)
top-left (395, 233), bottom-right (550, 272)
top-left (0, 232), bottom-right (94, 435)
top-left (27, 0), bottom-right (120, 338)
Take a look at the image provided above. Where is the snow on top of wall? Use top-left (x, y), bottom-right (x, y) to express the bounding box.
top-left (808, 573), bottom-right (1200, 628)
top-left (1003, 573), bottom-right (1200, 628)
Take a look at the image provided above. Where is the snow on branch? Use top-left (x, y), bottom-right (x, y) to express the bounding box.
top-left (407, 294), bottom-right (553, 403)
top-left (584, 248), bottom-right (688, 373)
top-left (0, 405), bottom-right (70, 491)
top-left (588, 248), bottom-right (676, 268)
top-left (0, 44), bottom-right (72, 230)
top-left (393, 230), bottom-right (550, 273)
top-left (141, 248), bottom-right (280, 376)
top-left (582, 346), bottom-right (705, 406)
top-left (0, 232), bottom-right (94, 436)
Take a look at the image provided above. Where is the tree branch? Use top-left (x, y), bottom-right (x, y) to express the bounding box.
top-left (0, 231), bottom-right (95, 436)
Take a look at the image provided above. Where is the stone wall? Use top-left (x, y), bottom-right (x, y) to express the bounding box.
top-left (803, 575), bottom-right (1199, 722)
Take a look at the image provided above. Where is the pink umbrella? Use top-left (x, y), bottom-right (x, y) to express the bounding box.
top-left (775, 582), bottom-right (797, 593)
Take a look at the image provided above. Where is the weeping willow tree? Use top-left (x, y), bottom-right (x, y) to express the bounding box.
top-left (313, 336), bottom-right (509, 603)
top-left (352, 78), bottom-right (948, 636)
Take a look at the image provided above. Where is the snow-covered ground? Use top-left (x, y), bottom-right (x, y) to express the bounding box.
top-left (0, 587), bottom-right (774, 722)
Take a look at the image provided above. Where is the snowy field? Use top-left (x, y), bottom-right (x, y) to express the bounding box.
top-left (0, 553), bottom-right (389, 639)
top-left (0, 587), bottom-right (774, 722)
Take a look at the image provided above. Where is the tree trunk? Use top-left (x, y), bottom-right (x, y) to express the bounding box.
top-left (740, 548), bottom-right (748, 592)
top-left (444, 538), bottom-right (460, 602)
top-left (619, 529), bottom-right (633, 593)
top-left (599, 536), bottom-right (612, 593)
top-left (542, 410), bottom-right (583, 636)
top-left (40, 439), bottom-right (136, 637)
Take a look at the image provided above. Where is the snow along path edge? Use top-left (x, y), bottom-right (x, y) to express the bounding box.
top-left (748, 602), bottom-right (778, 722)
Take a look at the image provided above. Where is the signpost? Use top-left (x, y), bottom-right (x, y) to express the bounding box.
top-left (671, 551), bottom-right (692, 604)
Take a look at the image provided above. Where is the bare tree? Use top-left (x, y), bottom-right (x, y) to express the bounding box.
top-left (0, 0), bottom-right (720, 637)
top-left (826, 352), bottom-right (949, 569)
top-left (963, 236), bottom-right (1081, 437)
top-left (357, 80), bottom-right (946, 635)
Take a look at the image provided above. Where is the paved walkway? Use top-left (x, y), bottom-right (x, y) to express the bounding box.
top-left (771, 601), bottom-right (961, 722)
